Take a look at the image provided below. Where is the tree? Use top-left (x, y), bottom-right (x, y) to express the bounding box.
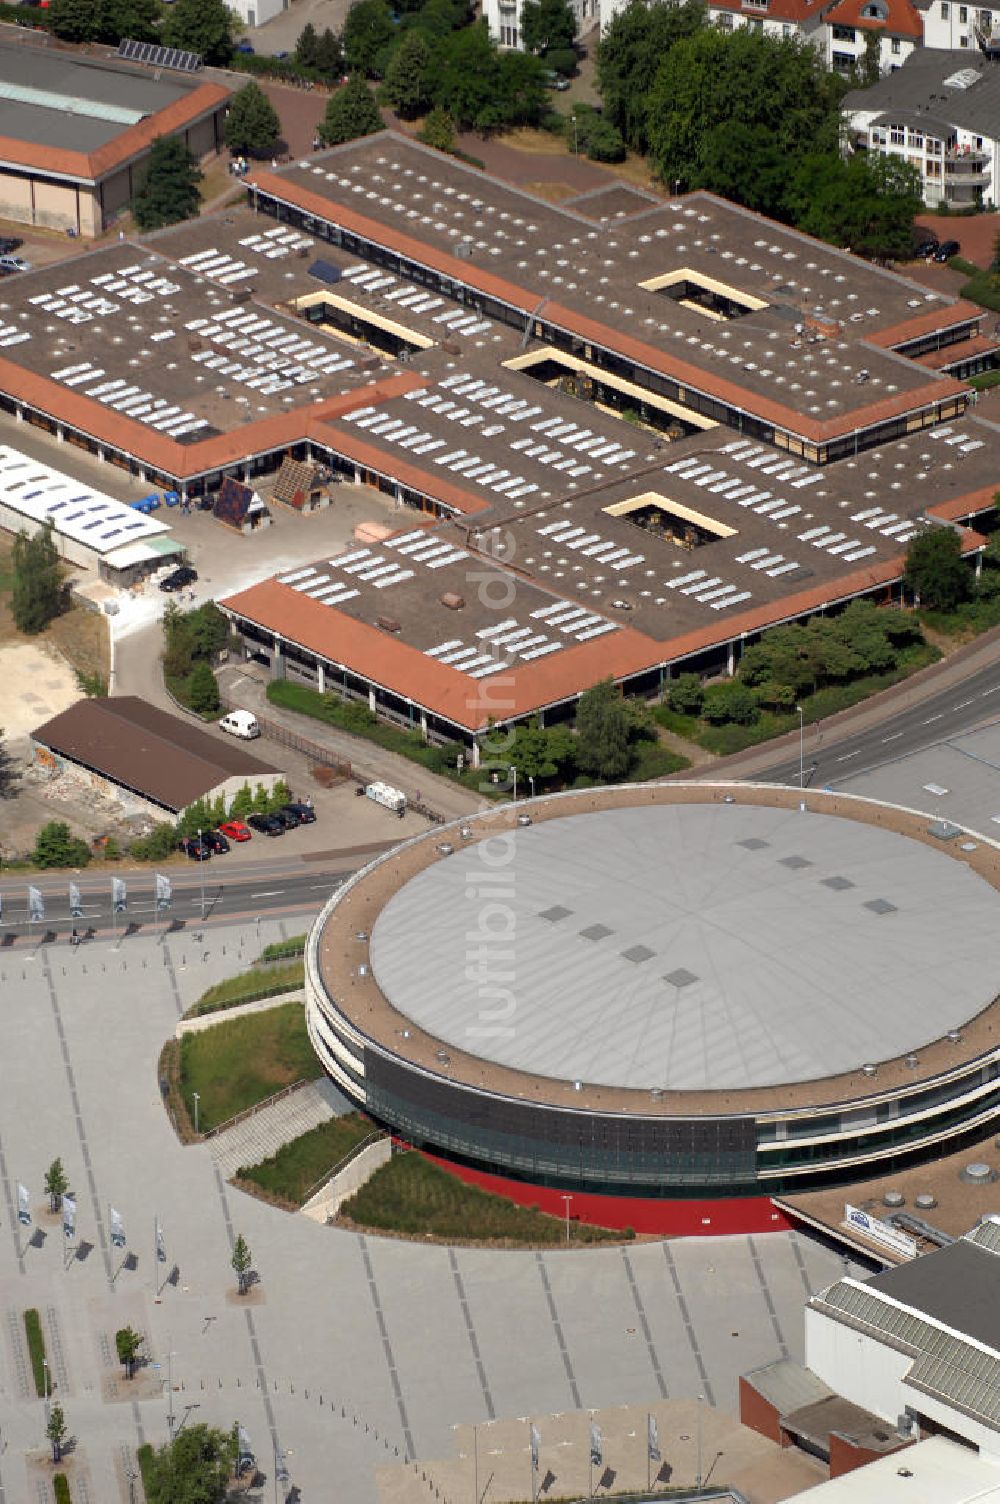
top-left (187, 660), bottom-right (220, 716)
top-left (507, 722), bottom-right (576, 784)
top-left (96, 0), bottom-right (161, 43)
top-left (295, 20), bottom-right (320, 67)
top-left (573, 108), bottom-right (625, 163)
top-left (857, 27), bottom-right (881, 87)
top-left (904, 527), bottom-right (971, 611)
top-left (267, 778), bottom-right (292, 813)
top-left (597, 0), bottom-right (704, 153)
top-left (48, 0), bottom-right (99, 42)
top-left (46, 1405), bottom-right (67, 1465)
top-left (521, 0), bottom-right (575, 55)
top-left (132, 137), bottom-right (202, 232)
top-left (314, 27), bottom-right (345, 79)
top-left (0, 729), bottom-right (17, 800)
top-left (702, 681), bottom-right (760, 726)
top-left (433, 20), bottom-right (500, 130)
top-left (163, 0), bottom-right (235, 65)
top-left (12, 523), bottom-right (62, 635)
top-left (230, 783), bottom-right (254, 818)
top-left (646, 30), bottom-right (840, 196)
top-left (788, 151), bottom-right (922, 261)
top-left (342, 0), bottom-right (395, 76)
top-left (115, 1326), bottom-right (144, 1380)
top-left (232, 1234), bottom-right (253, 1295)
top-left (130, 822), bottom-right (179, 861)
top-left (381, 31), bottom-right (433, 117)
top-left (319, 76), bottom-right (384, 145)
top-left (44, 1160), bottom-right (69, 1213)
top-left (224, 83), bottom-right (281, 156)
top-left (33, 822), bottom-right (92, 870)
top-left (144, 1423), bottom-right (237, 1504)
top-left (667, 673), bottom-right (704, 716)
top-left (575, 679), bottom-right (632, 780)
top-left (418, 107), bottom-right (456, 153)
top-left (696, 120), bottom-right (787, 218)
top-left (494, 50), bottom-right (548, 128)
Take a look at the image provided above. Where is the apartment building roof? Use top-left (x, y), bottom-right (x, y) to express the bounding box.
top-left (843, 48), bottom-right (1000, 138)
top-left (825, 0), bottom-right (924, 39)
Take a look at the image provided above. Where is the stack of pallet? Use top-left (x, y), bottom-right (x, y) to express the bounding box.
top-left (272, 457), bottom-right (325, 512)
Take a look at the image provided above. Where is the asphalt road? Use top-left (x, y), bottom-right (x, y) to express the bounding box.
top-left (0, 858), bottom-right (351, 941)
top-left (748, 654), bottom-right (1000, 789)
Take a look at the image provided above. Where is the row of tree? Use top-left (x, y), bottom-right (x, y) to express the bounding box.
top-left (46, 0), bottom-right (237, 64)
top-left (596, 2), bottom-right (922, 259)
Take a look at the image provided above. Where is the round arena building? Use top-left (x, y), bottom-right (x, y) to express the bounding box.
top-left (305, 784), bottom-right (1000, 1233)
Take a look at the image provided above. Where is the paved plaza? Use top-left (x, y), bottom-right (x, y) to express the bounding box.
top-left (0, 912), bottom-right (867, 1503)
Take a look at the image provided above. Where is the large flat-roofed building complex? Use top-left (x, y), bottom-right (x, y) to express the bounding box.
top-left (0, 41), bottom-right (227, 236)
top-left (305, 784), bottom-right (1000, 1229)
top-left (0, 133), bottom-right (995, 750)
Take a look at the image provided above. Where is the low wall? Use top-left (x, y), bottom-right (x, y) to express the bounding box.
top-left (301, 1136), bottom-right (392, 1223)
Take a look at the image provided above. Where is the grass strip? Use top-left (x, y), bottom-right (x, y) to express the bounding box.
top-left (340, 1152), bottom-right (627, 1245)
top-left (258, 935), bottom-right (307, 962)
top-left (24, 1308), bottom-right (48, 1397)
top-left (237, 1113), bottom-right (375, 1206)
top-left (184, 960), bottom-right (305, 1019)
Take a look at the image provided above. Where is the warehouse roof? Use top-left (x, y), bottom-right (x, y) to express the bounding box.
top-left (869, 1236), bottom-right (1000, 1350)
top-left (789, 1438), bottom-right (1000, 1503)
top-left (0, 41), bottom-right (228, 183)
top-left (31, 697), bottom-right (279, 814)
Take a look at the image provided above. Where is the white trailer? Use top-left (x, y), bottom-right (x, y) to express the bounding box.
top-left (364, 781), bottom-right (407, 816)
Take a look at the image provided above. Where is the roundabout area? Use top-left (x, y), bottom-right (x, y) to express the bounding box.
top-left (306, 783), bottom-right (1000, 1225)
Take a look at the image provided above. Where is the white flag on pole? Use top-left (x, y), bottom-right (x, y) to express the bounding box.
top-left (590, 1423), bottom-right (603, 1468)
top-left (68, 882), bottom-right (83, 917)
top-left (110, 1207), bottom-right (126, 1249)
top-left (28, 886), bottom-right (45, 922)
top-left (112, 877), bottom-right (127, 913)
top-left (157, 1223), bottom-right (166, 1262)
top-left (63, 1194), bottom-right (76, 1240)
top-left (17, 1183), bottom-right (31, 1227)
top-left (155, 873), bottom-right (172, 908)
top-left (648, 1413), bottom-right (660, 1463)
top-left (530, 1425), bottom-right (540, 1473)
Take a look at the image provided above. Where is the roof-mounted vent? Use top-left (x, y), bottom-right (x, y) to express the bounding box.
top-left (961, 1162), bottom-right (994, 1184)
top-left (440, 592), bottom-right (465, 610)
top-left (883, 1189), bottom-right (905, 1208)
top-left (862, 1063), bottom-right (878, 1077)
top-left (914, 1193), bottom-right (937, 1210)
top-left (376, 615), bottom-right (401, 633)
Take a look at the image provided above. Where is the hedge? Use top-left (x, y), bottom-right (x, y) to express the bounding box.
top-left (137, 1444), bottom-right (155, 1496)
top-left (53, 1478), bottom-right (71, 1504)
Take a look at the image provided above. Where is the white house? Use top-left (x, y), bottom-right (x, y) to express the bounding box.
top-left (842, 47), bottom-right (1000, 206)
top-left (486, 0), bottom-right (597, 50)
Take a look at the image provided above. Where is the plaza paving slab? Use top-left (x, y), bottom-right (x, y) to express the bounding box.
top-left (0, 913), bottom-right (869, 1502)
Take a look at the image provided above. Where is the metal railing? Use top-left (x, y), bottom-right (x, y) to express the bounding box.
top-left (299, 1127), bottom-right (389, 1204)
top-left (218, 690), bottom-right (352, 778)
top-left (202, 1078), bottom-right (311, 1141)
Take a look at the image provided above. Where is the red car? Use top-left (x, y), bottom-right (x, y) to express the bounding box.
top-left (219, 819), bottom-right (252, 842)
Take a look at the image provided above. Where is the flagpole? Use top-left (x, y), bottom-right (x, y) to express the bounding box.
top-left (647, 1414), bottom-right (651, 1495)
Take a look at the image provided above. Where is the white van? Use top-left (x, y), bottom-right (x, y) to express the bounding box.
top-left (218, 710), bottom-right (260, 739)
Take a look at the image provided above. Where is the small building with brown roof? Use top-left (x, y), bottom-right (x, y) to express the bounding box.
top-left (0, 41), bottom-right (228, 237)
top-left (31, 696), bottom-right (282, 816)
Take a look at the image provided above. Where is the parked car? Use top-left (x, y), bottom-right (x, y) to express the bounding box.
top-left (201, 829), bottom-right (230, 855)
top-left (270, 807), bottom-right (301, 831)
top-left (272, 49), bottom-right (290, 59)
top-left (0, 237), bottom-right (23, 255)
top-left (281, 802), bottom-right (317, 825)
top-left (235, 39), bottom-right (255, 53)
top-left (247, 812), bottom-right (284, 837)
top-left (179, 835), bottom-right (212, 861)
top-left (219, 819), bottom-right (252, 842)
top-left (158, 563), bottom-right (198, 593)
top-left (913, 235), bottom-right (939, 259)
top-left (933, 239), bottom-right (961, 262)
top-left (0, 255), bottom-right (31, 274)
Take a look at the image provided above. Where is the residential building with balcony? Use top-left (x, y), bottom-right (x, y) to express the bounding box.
top-left (842, 49), bottom-right (999, 207)
top-left (823, 0), bottom-right (923, 72)
top-left (485, 0), bottom-right (597, 50)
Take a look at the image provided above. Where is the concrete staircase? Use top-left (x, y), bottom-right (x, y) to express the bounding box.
top-left (210, 1078), bottom-right (343, 1180)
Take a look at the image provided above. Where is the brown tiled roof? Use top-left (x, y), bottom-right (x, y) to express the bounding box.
top-left (823, 0), bottom-right (923, 37)
top-left (248, 168), bottom-right (970, 445)
top-left (867, 300), bottom-right (984, 349)
top-left (0, 80), bottom-right (230, 185)
top-left (913, 332), bottom-right (1000, 369)
top-left (31, 695), bottom-right (280, 814)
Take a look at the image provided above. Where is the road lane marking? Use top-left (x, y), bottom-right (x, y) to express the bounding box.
top-left (836, 751), bottom-right (860, 762)
top-left (923, 714), bottom-right (943, 724)
top-left (881, 733), bottom-right (903, 743)
top-left (250, 890), bottom-right (283, 898)
top-left (983, 686), bottom-right (1000, 696)
top-left (955, 700), bottom-right (973, 709)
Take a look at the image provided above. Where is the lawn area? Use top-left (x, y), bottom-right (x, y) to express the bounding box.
top-left (339, 1152), bottom-right (626, 1244)
top-left (178, 1003), bottom-right (319, 1133)
top-left (237, 1113), bottom-right (376, 1206)
top-left (183, 959), bottom-right (305, 1019)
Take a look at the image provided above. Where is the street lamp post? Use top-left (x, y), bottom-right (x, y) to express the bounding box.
top-left (696, 1394), bottom-right (704, 1488)
top-left (198, 829), bottom-right (206, 920)
top-left (42, 1358), bottom-right (49, 1421)
top-left (274, 1441), bottom-right (289, 1504)
top-left (192, 1093), bottom-right (200, 1136)
top-left (796, 704), bottom-right (804, 789)
top-left (509, 765), bottom-right (517, 804)
top-left (528, 775), bottom-right (536, 799)
top-left (166, 1350), bottom-right (176, 1437)
top-left (561, 1194), bottom-right (573, 1244)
